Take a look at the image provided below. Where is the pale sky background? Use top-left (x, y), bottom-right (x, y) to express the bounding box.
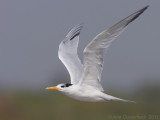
top-left (0, 0), bottom-right (160, 92)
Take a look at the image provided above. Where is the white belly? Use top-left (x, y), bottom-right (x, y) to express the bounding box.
top-left (62, 85), bottom-right (105, 102)
top-left (68, 94), bottom-right (105, 102)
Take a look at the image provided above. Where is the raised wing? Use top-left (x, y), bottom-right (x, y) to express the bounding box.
top-left (58, 24), bottom-right (83, 84)
top-left (79, 6), bottom-right (149, 91)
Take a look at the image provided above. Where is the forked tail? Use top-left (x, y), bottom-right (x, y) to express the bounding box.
top-left (103, 93), bottom-right (136, 103)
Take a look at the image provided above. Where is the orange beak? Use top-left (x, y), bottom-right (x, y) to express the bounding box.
top-left (46, 86), bottom-right (59, 90)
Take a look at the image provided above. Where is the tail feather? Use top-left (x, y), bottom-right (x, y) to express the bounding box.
top-left (103, 94), bottom-right (136, 103)
top-left (111, 97), bottom-right (136, 103)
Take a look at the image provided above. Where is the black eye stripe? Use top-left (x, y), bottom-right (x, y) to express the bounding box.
top-left (65, 83), bottom-right (72, 87)
top-left (61, 83), bottom-right (72, 88)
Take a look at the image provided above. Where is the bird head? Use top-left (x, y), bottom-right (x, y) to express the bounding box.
top-left (46, 83), bottom-right (72, 91)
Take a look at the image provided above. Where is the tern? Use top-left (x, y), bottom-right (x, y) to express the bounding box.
top-left (46, 6), bottom-right (148, 102)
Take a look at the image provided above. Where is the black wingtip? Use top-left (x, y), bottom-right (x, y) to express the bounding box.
top-left (69, 24), bottom-right (84, 40)
top-left (125, 5), bottom-right (149, 26)
top-left (140, 5), bottom-right (149, 13)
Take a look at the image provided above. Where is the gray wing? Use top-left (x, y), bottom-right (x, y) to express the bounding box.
top-left (58, 24), bottom-right (83, 84)
top-left (79, 6), bottom-right (149, 91)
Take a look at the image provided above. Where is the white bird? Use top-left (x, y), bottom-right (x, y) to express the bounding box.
top-left (46, 6), bottom-right (148, 102)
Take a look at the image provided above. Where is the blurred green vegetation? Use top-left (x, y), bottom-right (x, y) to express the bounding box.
top-left (0, 83), bottom-right (160, 120)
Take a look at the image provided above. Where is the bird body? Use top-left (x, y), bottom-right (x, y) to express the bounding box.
top-left (62, 84), bottom-right (104, 102)
top-left (46, 6), bottom-right (148, 103)
top-left (58, 84), bottom-right (133, 102)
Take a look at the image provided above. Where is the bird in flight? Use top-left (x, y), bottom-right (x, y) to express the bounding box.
top-left (46, 6), bottom-right (148, 102)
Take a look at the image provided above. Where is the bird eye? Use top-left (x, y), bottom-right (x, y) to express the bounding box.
top-left (61, 85), bottom-right (65, 88)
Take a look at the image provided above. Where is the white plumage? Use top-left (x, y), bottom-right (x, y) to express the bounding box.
top-left (46, 6), bottom-right (148, 102)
